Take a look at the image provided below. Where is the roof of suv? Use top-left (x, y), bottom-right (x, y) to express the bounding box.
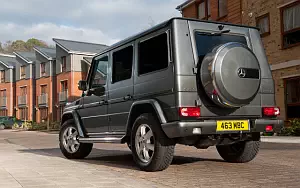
top-left (95, 17), bottom-right (259, 57)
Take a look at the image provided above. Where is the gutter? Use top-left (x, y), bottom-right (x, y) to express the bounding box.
top-left (176, 0), bottom-right (195, 11)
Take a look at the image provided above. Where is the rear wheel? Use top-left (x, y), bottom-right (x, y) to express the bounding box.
top-left (59, 120), bottom-right (93, 159)
top-left (216, 140), bottom-right (260, 163)
top-left (0, 124), bottom-right (5, 130)
top-left (131, 113), bottom-right (175, 171)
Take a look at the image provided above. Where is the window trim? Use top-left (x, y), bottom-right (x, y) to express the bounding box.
top-left (256, 13), bottom-right (271, 37)
top-left (280, 1), bottom-right (300, 49)
top-left (196, 0), bottom-right (211, 20)
top-left (218, 0), bottom-right (228, 19)
top-left (137, 30), bottom-right (171, 77)
top-left (111, 44), bottom-right (134, 84)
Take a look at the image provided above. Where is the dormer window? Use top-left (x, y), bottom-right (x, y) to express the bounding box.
top-left (20, 66), bottom-right (26, 79)
top-left (61, 56), bottom-right (66, 72)
top-left (41, 62), bottom-right (46, 77)
top-left (0, 70), bottom-right (5, 83)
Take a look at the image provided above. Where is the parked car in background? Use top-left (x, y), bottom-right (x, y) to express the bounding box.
top-left (0, 116), bottom-right (23, 129)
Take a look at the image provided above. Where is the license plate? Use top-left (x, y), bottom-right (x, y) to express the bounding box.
top-left (216, 120), bottom-right (249, 132)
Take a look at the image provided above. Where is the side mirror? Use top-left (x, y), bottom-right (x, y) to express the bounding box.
top-left (78, 80), bottom-right (87, 91)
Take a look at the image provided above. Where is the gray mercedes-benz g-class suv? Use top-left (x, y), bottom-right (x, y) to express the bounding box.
top-left (59, 18), bottom-right (283, 171)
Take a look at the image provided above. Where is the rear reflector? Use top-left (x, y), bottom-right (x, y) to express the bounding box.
top-left (179, 107), bottom-right (200, 117)
top-left (265, 125), bottom-right (273, 132)
top-left (263, 107), bottom-right (280, 116)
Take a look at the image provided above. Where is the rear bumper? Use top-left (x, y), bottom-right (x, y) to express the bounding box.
top-left (161, 119), bottom-right (284, 138)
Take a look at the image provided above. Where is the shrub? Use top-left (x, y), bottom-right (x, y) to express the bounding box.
top-left (279, 119), bottom-right (300, 136)
top-left (30, 122), bottom-right (47, 131)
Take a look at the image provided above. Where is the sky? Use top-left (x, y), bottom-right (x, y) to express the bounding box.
top-left (0, 0), bottom-right (183, 46)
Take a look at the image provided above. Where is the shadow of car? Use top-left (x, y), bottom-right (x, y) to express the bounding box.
top-left (0, 116), bottom-right (24, 129)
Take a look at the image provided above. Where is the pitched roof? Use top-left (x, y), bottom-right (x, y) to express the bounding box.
top-left (34, 46), bottom-right (56, 60)
top-left (13, 51), bottom-right (37, 64)
top-left (83, 57), bottom-right (92, 64)
top-left (53, 38), bottom-right (108, 55)
top-left (176, 0), bottom-right (195, 10)
top-left (0, 55), bottom-right (17, 68)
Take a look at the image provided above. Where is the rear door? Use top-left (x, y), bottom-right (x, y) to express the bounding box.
top-left (107, 44), bottom-right (134, 132)
top-left (188, 21), bottom-right (262, 118)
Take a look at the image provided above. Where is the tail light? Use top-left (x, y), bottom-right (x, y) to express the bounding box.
top-left (263, 107), bottom-right (280, 116)
top-left (179, 107), bottom-right (200, 117)
top-left (265, 125), bottom-right (273, 132)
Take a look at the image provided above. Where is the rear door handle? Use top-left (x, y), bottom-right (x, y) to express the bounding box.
top-left (123, 95), bottom-right (132, 101)
top-left (99, 100), bottom-right (106, 105)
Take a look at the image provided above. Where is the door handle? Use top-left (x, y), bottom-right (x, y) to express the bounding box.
top-left (123, 95), bottom-right (132, 101)
top-left (99, 100), bottom-right (106, 105)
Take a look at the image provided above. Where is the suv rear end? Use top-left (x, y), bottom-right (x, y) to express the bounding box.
top-left (162, 18), bottom-right (283, 162)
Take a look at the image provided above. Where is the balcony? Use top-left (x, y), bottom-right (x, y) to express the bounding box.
top-left (18, 95), bottom-right (27, 106)
top-left (0, 97), bottom-right (7, 107)
top-left (38, 94), bottom-right (48, 106)
top-left (59, 90), bottom-right (68, 102)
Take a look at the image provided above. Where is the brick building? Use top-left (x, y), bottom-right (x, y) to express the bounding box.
top-left (176, 0), bottom-right (300, 121)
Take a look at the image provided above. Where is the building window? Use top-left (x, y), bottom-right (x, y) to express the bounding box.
top-left (281, 1), bottom-right (300, 48)
top-left (0, 70), bottom-right (5, 83)
top-left (138, 33), bottom-right (169, 75)
top-left (218, 0), bottom-right (228, 18)
top-left (256, 13), bottom-right (270, 37)
top-left (40, 108), bottom-right (48, 122)
top-left (285, 77), bottom-right (300, 119)
top-left (41, 63), bottom-right (46, 77)
top-left (19, 108), bottom-right (28, 120)
top-left (61, 81), bottom-right (68, 92)
top-left (0, 110), bottom-right (7, 116)
top-left (20, 66), bottom-right (26, 79)
top-left (61, 56), bottom-right (67, 72)
top-left (198, 0), bottom-right (211, 20)
top-left (0, 90), bottom-right (6, 107)
top-left (41, 85), bottom-right (47, 94)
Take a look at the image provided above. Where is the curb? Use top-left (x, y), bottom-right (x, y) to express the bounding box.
top-left (261, 136), bottom-right (300, 144)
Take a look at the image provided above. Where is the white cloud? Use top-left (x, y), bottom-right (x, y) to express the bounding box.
top-left (0, 0), bottom-right (183, 45)
top-left (0, 23), bottom-right (119, 46)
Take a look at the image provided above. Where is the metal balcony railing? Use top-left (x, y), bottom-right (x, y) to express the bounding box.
top-left (38, 94), bottom-right (48, 105)
top-left (59, 90), bottom-right (68, 102)
top-left (0, 97), bottom-right (7, 107)
top-left (18, 95), bottom-right (27, 105)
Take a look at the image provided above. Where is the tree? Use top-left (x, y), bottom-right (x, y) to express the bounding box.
top-left (11, 40), bottom-right (27, 52)
top-left (25, 38), bottom-right (48, 50)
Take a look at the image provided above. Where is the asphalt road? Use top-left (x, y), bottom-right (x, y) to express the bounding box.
top-left (0, 130), bottom-right (299, 188)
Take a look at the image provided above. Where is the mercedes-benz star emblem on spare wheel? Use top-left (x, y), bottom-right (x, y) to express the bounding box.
top-left (238, 68), bottom-right (246, 78)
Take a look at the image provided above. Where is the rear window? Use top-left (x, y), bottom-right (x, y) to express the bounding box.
top-left (195, 32), bottom-right (247, 62)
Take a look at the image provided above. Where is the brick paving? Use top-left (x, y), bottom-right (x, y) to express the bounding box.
top-left (0, 130), bottom-right (300, 188)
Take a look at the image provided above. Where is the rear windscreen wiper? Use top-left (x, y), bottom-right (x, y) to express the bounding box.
top-left (200, 29), bottom-right (231, 36)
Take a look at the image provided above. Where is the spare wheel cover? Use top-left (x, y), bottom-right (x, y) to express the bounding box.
top-left (200, 42), bottom-right (261, 108)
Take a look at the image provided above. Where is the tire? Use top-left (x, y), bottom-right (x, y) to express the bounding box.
top-left (59, 120), bottom-right (93, 159)
top-left (216, 140), bottom-right (260, 163)
top-left (0, 124), bottom-right (5, 130)
top-left (131, 113), bottom-right (175, 172)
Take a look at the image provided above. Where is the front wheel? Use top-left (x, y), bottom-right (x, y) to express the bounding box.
top-left (131, 113), bottom-right (175, 172)
top-left (216, 140), bottom-right (260, 163)
top-left (59, 120), bottom-right (93, 159)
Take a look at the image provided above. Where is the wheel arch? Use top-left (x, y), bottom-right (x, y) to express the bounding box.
top-left (60, 110), bottom-right (86, 137)
top-left (123, 99), bottom-right (167, 142)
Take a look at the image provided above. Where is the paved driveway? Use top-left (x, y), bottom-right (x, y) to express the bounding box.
top-left (0, 130), bottom-right (299, 188)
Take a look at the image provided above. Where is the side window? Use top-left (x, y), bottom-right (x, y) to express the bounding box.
top-left (112, 46), bottom-right (133, 83)
top-left (138, 33), bottom-right (169, 75)
top-left (91, 56), bottom-right (108, 88)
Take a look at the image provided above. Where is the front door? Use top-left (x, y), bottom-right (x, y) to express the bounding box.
top-left (77, 55), bottom-right (109, 133)
top-left (108, 44), bottom-right (134, 132)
